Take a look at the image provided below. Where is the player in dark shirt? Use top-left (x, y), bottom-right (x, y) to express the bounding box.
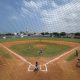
top-left (34, 61), bottom-right (39, 72)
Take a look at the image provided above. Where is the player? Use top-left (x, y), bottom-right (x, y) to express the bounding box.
top-left (39, 48), bottom-right (43, 55)
top-left (76, 58), bottom-right (80, 67)
top-left (34, 61), bottom-right (39, 72)
top-left (75, 50), bottom-right (78, 57)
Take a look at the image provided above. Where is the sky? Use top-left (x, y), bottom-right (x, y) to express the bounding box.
top-left (0, 0), bottom-right (80, 33)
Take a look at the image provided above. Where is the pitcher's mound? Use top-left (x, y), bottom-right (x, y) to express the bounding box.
top-left (33, 44), bottom-right (47, 49)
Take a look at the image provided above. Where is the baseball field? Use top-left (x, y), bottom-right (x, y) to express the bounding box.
top-left (0, 38), bottom-right (80, 80)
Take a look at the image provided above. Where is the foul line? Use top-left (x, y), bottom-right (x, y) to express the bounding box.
top-left (0, 43), bottom-right (32, 65)
top-left (45, 47), bottom-right (77, 65)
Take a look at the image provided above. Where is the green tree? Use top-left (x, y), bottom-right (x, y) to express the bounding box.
top-left (53, 32), bottom-right (59, 37)
top-left (75, 32), bottom-right (80, 36)
top-left (60, 32), bottom-right (66, 37)
top-left (45, 32), bottom-right (49, 35)
top-left (41, 32), bottom-right (45, 36)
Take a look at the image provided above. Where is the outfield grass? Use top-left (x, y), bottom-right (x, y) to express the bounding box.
top-left (52, 38), bottom-right (80, 43)
top-left (0, 38), bottom-right (80, 43)
top-left (0, 49), bottom-right (11, 59)
top-left (11, 42), bottom-right (71, 57)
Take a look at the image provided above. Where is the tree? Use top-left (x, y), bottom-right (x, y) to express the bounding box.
top-left (50, 33), bottom-right (53, 37)
top-left (41, 32), bottom-right (45, 36)
top-left (74, 32), bottom-right (80, 38)
top-left (53, 32), bottom-right (59, 37)
top-left (60, 32), bottom-right (66, 37)
top-left (5, 33), bottom-right (14, 36)
top-left (45, 32), bottom-right (49, 35)
top-left (75, 32), bottom-right (80, 36)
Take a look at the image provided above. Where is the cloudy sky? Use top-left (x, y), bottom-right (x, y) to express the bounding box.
top-left (0, 0), bottom-right (80, 33)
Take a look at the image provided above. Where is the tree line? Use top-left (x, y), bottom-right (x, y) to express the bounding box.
top-left (0, 33), bottom-right (15, 36)
top-left (0, 32), bottom-right (80, 38)
top-left (41, 32), bottom-right (80, 38)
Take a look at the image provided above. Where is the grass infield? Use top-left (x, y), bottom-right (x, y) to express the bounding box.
top-left (10, 42), bottom-right (71, 57)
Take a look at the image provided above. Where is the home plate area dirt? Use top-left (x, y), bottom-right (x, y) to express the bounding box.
top-left (0, 40), bottom-right (80, 80)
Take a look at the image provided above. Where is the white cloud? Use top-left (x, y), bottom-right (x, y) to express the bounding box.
top-left (41, 1), bottom-right (80, 32)
top-left (23, 0), bottom-right (39, 10)
top-left (36, 0), bottom-right (48, 8)
top-left (72, 0), bottom-right (80, 3)
top-left (20, 0), bottom-right (42, 18)
top-left (18, 0), bottom-right (80, 32)
top-left (21, 7), bottom-right (31, 15)
top-left (51, 1), bottom-right (58, 8)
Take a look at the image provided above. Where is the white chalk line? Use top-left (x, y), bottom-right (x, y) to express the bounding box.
top-left (0, 43), bottom-right (47, 72)
top-left (45, 47), bottom-right (78, 65)
top-left (0, 43), bottom-right (32, 65)
top-left (28, 47), bottom-right (77, 72)
top-left (28, 64), bottom-right (47, 72)
top-left (0, 43), bottom-right (78, 72)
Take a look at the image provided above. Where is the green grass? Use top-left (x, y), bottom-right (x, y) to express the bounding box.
top-left (0, 49), bottom-right (11, 59)
top-left (11, 42), bottom-right (71, 57)
top-left (0, 38), bottom-right (28, 43)
top-left (52, 38), bottom-right (80, 43)
top-left (66, 51), bottom-right (80, 61)
top-left (66, 53), bottom-right (76, 61)
top-left (0, 38), bottom-right (80, 43)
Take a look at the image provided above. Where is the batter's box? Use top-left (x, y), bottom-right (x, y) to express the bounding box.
top-left (28, 65), bottom-right (40, 71)
top-left (40, 65), bottom-right (48, 72)
top-left (28, 65), bottom-right (35, 71)
top-left (28, 64), bottom-right (48, 72)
